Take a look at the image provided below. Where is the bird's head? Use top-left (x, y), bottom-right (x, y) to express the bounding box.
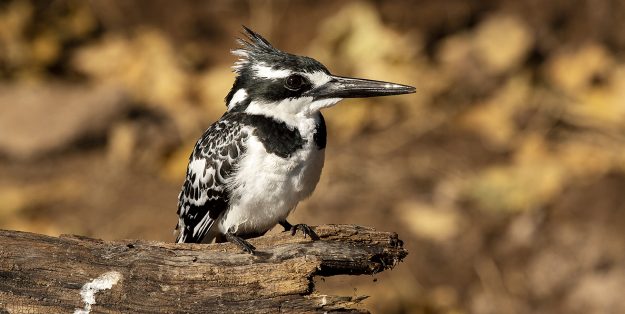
top-left (225, 26), bottom-right (415, 122)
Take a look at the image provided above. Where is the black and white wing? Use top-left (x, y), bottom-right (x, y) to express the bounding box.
top-left (175, 114), bottom-right (249, 243)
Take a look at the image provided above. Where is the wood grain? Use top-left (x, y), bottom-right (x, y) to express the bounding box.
top-left (0, 224), bottom-right (407, 313)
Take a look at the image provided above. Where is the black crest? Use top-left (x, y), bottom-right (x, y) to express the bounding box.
top-left (225, 26), bottom-right (330, 108)
top-left (231, 26), bottom-right (281, 73)
top-left (231, 26), bottom-right (329, 76)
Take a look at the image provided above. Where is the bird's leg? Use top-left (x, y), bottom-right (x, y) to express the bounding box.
top-left (279, 220), bottom-right (293, 232)
top-left (225, 231), bottom-right (256, 254)
top-left (279, 220), bottom-right (320, 240)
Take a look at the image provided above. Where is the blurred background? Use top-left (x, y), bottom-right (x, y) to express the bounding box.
top-left (1, 0), bottom-right (625, 313)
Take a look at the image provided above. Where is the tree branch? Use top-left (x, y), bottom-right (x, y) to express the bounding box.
top-left (0, 224), bottom-right (407, 313)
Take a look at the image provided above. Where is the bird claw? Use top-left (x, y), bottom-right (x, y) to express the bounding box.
top-left (290, 224), bottom-right (320, 240)
top-left (225, 232), bottom-right (256, 254)
top-left (278, 220), bottom-right (319, 240)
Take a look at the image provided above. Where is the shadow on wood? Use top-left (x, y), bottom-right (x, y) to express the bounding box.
top-left (0, 224), bottom-right (407, 313)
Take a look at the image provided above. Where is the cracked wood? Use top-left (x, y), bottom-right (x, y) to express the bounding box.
top-left (0, 224), bottom-right (407, 314)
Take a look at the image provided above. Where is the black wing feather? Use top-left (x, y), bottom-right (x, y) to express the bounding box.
top-left (175, 113), bottom-right (249, 243)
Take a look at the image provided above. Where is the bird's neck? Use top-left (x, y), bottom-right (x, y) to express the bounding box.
top-left (243, 99), bottom-right (320, 136)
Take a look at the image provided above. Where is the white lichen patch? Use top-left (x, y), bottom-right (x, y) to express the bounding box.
top-left (74, 271), bottom-right (122, 314)
top-left (319, 294), bottom-right (328, 306)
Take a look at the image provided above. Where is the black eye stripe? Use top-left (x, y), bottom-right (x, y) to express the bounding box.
top-left (229, 72), bottom-right (314, 103)
top-left (284, 74), bottom-right (308, 91)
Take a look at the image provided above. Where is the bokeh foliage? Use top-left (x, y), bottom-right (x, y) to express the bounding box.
top-left (1, 1), bottom-right (625, 313)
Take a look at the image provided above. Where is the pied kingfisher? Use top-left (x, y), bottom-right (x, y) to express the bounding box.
top-left (175, 26), bottom-right (415, 253)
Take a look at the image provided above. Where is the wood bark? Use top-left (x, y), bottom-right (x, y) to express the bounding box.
top-left (0, 224), bottom-right (407, 313)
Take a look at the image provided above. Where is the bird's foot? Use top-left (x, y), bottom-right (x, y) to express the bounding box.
top-left (225, 232), bottom-right (256, 254)
top-left (291, 224), bottom-right (320, 240)
top-left (279, 221), bottom-right (319, 240)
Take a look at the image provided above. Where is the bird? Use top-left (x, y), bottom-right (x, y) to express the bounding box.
top-left (175, 26), bottom-right (415, 253)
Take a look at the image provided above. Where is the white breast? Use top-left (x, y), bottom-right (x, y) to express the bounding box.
top-left (218, 117), bottom-right (325, 236)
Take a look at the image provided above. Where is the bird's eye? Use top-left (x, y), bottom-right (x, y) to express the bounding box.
top-left (284, 74), bottom-right (305, 91)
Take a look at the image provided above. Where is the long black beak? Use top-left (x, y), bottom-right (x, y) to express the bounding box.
top-left (307, 75), bottom-right (415, 99)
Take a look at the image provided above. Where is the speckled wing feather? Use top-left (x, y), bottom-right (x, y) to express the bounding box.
top-left (175, 113), bottom-right (249, 243)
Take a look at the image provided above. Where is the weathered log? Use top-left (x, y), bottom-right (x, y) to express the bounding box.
top-left (0, 224), bottom-right (407, 313)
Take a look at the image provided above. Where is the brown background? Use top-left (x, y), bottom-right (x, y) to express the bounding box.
top-left (1, 1), bottom-right (625, 313)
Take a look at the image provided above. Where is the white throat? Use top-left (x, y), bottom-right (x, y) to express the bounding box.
top-left (244, 97), bottom-right (340, 130)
